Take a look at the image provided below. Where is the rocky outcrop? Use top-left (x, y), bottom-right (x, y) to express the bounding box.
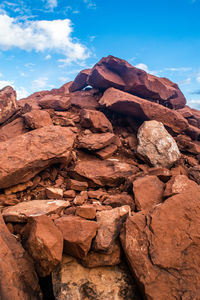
top-left (0, 86), bottom-right (18, 124)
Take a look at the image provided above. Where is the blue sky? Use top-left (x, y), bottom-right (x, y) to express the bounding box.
top-left (0, 0), bottom-right (200, 109)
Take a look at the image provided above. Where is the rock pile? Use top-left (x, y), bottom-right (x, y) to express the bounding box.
top-left (0, 55), bottom-right (200, 300)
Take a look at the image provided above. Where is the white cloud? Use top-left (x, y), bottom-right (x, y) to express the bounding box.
top-left (0, 80), bottom-right (14, 89)
top-left (135, 63), bottom-right (158, 76)
top-left (83, 0), bottom-right (96, 9)
top-left (196, 74), bottom-right (200, 82)
top-left (59, 77), bottom-right (69, 83)
top-left (16, 87), bottom-right (29, 99)
top-left (0, 14), bottom-right (90, 64)
top-left (32, 77), bottom-right (48, 90)
top-left (44, 54), bottom-right (51, 60)
top-left (165, 67), bottom-right (192, 72)
top-left (179, 78), bottom-right (191, 85)
top-left (42, 0), bottom-right (58, 10)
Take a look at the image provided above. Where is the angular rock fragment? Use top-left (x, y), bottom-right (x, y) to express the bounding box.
top-left (103, 193), bottom-right (135, 210)
top-left (69, 69), bottom-right (91, 92)
top-left (76, 204), bottom-right (97, 219)
top-left (23, 110), bottom-right (53, 129)
top-left (70, 89), bottom-right (100, 109)
top-left (2, 199), bottom-right (70, 222)
top-left (120, 190), bottom-right (200, 299)
top-left (0, 125), bottom-right (76, 189)
top-left (188, 165), bottom-right (200, 185)
top-left (39, 94), bottom-right (71, 111)
top-left (93, 205), bottom-right (130, 252)
top-left (46, 187), bottom-right (63, 199)
top-left (80, 108), bottom-right (113, 133)
top-left (24, 215), bottom-right (63, 277)
top-left (164, 175), bottom-right (199, 198)
top-left (137, 120), bottom-right (181, 168)
top-left (0, 86), bottom-right (18, 124)
top-left (78, 132), bottom-right (116, 150)
top-left (0, 213), bottom-right (42, 300)
top-left (66, 178), bottom-right (88, 191)
top-left (133, 175), bottom-right (164, 211)
top-left (54, 215), bottom-right (98, 259)
top-left (95, 143), bottom-right (118, 159)
top-left (0, 117), bottom-right (28, 142)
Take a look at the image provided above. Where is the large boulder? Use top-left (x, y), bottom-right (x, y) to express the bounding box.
top-left (99, 88), bottom-right (188, 134)
top-left (120, 190), bottom-right (200, 299)
top-left (86, 55), bottom-right (186, 109)
top-left (0, 125), bottom-right (76, 189)
top-left (136, 120), bottom-right (181, 168)
top-left (80, 108), bottom-right (113, 133)
top-left (0, 86), bottom-right (18, 124)
top-left (0, 213), bottom-right (41, 300)
top-left (69, 69), bottom-right (91, 92)
top-left (0, 117), bottom-right (28, 142)
top-left (39, 94), bottom-right (71, 111)
top-left (23, 110), bottom-right (53, 129)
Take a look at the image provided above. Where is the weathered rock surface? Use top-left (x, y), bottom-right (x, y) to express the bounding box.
top-left (2, 199), bottom-right (70, 222)
top-left (54, 215), bottom-right (98, 258)
top-left (70, 89), bottom-right (100, 109)
top-left (23, 110), bottom-right (53, 129)
top-left (137, 120), bottom-right (181, 167)
top-left (24, 215), bottom-right (63, 277)
top-left (80, 108), bottom-right (113, 132)
top-left (121, 191), bottom-right (200, 299)
top-left (87, 55), bottom-right (186, 109)
top-left (78, 132), bottom-right (116, 150)
top-left (46, 187), bottom-right (64, 199)
top-left (0, 86), bottom-right (18, 124)
top-left (133, 175), bottom-right (164, 211)
top-left (0, 213), bottom-right (41, 300)
top-left (52, 255), bottom-right (141, 300)
top-left (39, 94), bottom-right (71, 111)
top-left (0, 117), bottom-right (28, 142)
top-left (0, 125), bottom-right (76, 189)
top-left (188, 165), bottom-right (200, 184)
top-left (71, 156), bottom-right (139, 187)
top-left (103, 193), bottom-right (135, 210)
top-left (93, 205), bottom-right (130, 252)
top-left (164, 175), bottom-right (199, 198)
top-left (69, 69), bottom-right (91, 92)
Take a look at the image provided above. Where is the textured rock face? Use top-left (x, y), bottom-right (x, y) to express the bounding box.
top-left (2, 199), bottom-right (70, 222)
top-left (0, 117), bottom-right (28, 142)
top-left (23, 110), bottom-right (53, 129)
top-left (100, 87), bottom-right (188, 134)
top-left (54, 215), bottom-right (98, 259)
top-left (137, 120), bottom-right (181, 167)
top-left (0, 214), bottom-right (41, 300)
top-left (24, 215), bottom-right (63, 277)
top-left (0, 125), bottom-right (76, 189)
top-left (52, 255), bottom-right (141, 300)
top-left (188, 166), bottom-right (200, 184)
top-left (69, 69), bottom-right (91, 92)
top-left (0, 86), bottom-right (18, 124)
top-left (78, 132), bottom-right (116, 150)
top-left (70, 89), bottom-right (100, 109)
top-left (39, 94), bottom-right (71, 111)
top-left (121, 191), bottom-right (200, 300)
top-left (80, 108), bottom-right (113, 132)
top-left (133, 175), bottom-right (164, 211)
top-left (87, 55), bottom-right (186, 109)
top-left (164, 175), bottom-right (199, 198)
top-left (71, 157), bottom-right (139, 187)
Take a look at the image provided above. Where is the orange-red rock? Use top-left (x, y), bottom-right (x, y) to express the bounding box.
top-left (39, 94), bottom-right (71, 111)
top-left (54, 215), bottom-right (98, 259)
top-left (78, 132), bottom-right (116, 150)
top-left (133, 175), bottom-right (164, 211)
top-left (0, 86), bottom-right (18, 124)
top-left (188, 166), bottom-right (200, 185)
top-left (69, 69), bottom-right (91, 92)
top-left (76, 204), bottom-right (97, 219)
top-left (80, 108), bottom-right (113, 133)
top-left (164, 175), bottom-right (199, 198)
top-left (70, 89), bottom-right (100, 109)
top-left (23, 110), bottom-right (53, 129)
top-left (0, 117), bottom-right (28, 142)
top-left (46, 187), bottom-right (63, 199)
top-left (103, 193), bottom-right (135, 210)
top-left (0, 125), bottom-right (76, 189)
top-left (24, 215), bottom-right (63, 277)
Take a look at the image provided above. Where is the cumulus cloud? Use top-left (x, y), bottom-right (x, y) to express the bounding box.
top-left (0, 14), bottom-right (90, 64)
top-left (44, 54), bottom-right (51, 60)
top-left (16, 86), bottom-right (29, 99)
top-left (0, 80), bottom-right (14, 89)
top-left (83, 0), bottom-right (96, 9)
top-left (44, 0), bottom-right (58, 10)
top-left (32, 77), bottom-right (48, 90)
top-left (135, 63), bottom-right (158, 76)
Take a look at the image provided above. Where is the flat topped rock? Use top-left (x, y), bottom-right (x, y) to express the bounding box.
top-left (78, 132), bottom-right (116, 151)
top-left (2, 199), bottom-right (70, 222)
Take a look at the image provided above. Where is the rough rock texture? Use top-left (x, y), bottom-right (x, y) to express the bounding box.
top-left (93, 205), bottom-right (130, 252)
top-left (52, 255), bottom-right (141, 300)
top-left (133, 175), bottom-right (164, 211)
top-left (0, 86), bottom-right (18, 124)
top-left (188, 166), bottom-right (200, 185)
top-left (87, 55), bottom-right (186, 109)
top-left (100, 88), bottom-right (188, 134)
top-left (71, 156), bottom-right (139, 187)
top-left (23, 110), bottom-right (53, 129)
top-left (137, 120), bottom-right (181, 167)
top-left (24, 215), bottom-right (63, 277)
top-left (78, 132), bottom-right (116, 150)
top-left (69, 69), bottom-right (91, 92)
top-left (80, 108), bottom-right (113, 132)
top-left (2, 199), bottom-right (70, 222)
top-left (164, 175), bottom-right (199, 198)
top-left (0, 125), bottom-right (76, 189)
top-left (121, 191), bottom-right (200, 299)
top-left (0, 117), bottom-right (28, 142)
top-left (54, 215), bottom-right (98, 259)
top-left (39, 94), bottom-right (71, 111)
top-left (0, 214), bottom-right (41, 300)
top-left (70, 89), bottom-right (100, 109)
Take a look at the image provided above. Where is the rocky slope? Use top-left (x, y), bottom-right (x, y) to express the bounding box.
top-left (0, 55), bottom-right (200, 300)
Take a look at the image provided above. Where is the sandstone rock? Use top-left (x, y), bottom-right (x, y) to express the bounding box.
top-left (52, 255), bottom-right (141, 300)
top-left (78, 132), bottom-right (116, 150)
top-left (137, 120), bottom-right (181, 168)
top-left (80, 108), bottom-right (113, 132)
top-left (71, 156), bottom-right (139, 187)
top-left (120, 190), bottom-right (200, 299)
top-left (66, 178), bottom-right (88, 191)
top-left (0, 117), bottom-right (28, 142)
top-left (54, 215), bottom-right (98, 259)
top-left (133, 175), bottom-right (164, 211)
top-left (24, 215), bottom-right (63, 277)
top-left (69, 69), bottom-right (91, 92)
top-left (39, 94), bottom-right (71, 111)
top-left (0, 125), bottom-right (76, 189)
top-left (0, 194), bottom-right (19, 206)
top-left (95, 143), bottom-right (118, 159)
top-left (100, 88), bottom-right (188, 134)
top-left (147, 167), bottom-right (172, 182)
top-left (0, 213), bottom-right (42, 299)
top-left (73, 191), bottom-right (88, 205)
top-left (188, 166), bottom-right (200, 184)
top-left (76, 204), bottom-right (97, 219)
top-left (93, 205), bottom-right (130, 252)
top-left (164, 175), bottom-right (199, 198)
top-left (2, 199), bottom-right (70, 222)
top-left (70, 89), bottom-right (100, 109)
top-left (23, 110), bottom-right (53, 129)
top-left (87, 55), bottom-right (186, 109)
top-left (176, 134), bottom-right (200, 154)
top-left (103, 193), bottom-right (135, 210)
top-left (0, 86), bottom-right (18, 124)
top-left (4, 180), bottom-right (33, 195)
top-left (55, 81), bottom-right (72, 94)
top-left (46, 187), bottom-right (63, 199)
top-left (81, 242), bottom-right (121, 268)
top-left (63, 189), bottom-right (76, 199)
